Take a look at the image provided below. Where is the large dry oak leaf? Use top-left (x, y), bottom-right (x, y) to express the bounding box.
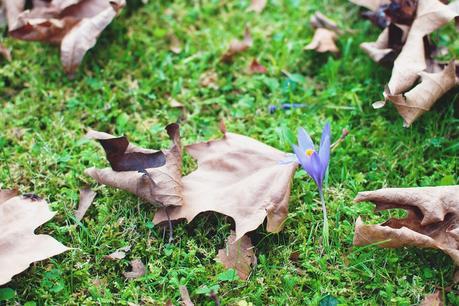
top-left (353, 185), bottom-right (459, 265)
top-left (0, 195), bottom-right (68, 285)
top-left (385, 60), bottom-right (457, 127)
top-left (154, 130), bottom-right (298, 240)
top-left (85, 124), bottom-right (184, 208)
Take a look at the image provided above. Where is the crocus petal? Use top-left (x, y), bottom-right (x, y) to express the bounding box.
top-left (292, 144), bottom-right (309, 168)
top-left (297, 127), bottom-right (314, 152)
top-left (319, 134), bottom-right (330, 180)
top-left (320, 122), bottom-right (331, 148)
top-left (308, 151), bottom-right (323, 188)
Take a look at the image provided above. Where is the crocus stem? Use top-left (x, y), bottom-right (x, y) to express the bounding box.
top-left (319, 189), bottom-right (329, 248)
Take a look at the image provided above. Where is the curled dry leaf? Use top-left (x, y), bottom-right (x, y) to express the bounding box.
top-left (304, 28), bottom-right (339, 53)
top-left (85, 124), bottom-right (184, 208)
top-left (123, 259), bottom-right (146, 279)
top-left (384, 60), bottom-right (457, 127)
top-left (247, 0), bottom-right (267, 13)
top-left (248, 59), bottom-right (267, 74)
top-left (420, 291), bottom-right (442, 306)
top-left (154, 127), bottom-right (298, 240)
top-left (179, 285), bottom-right (194, 306)
top-left (104, 245), bottom-right (130, 260)
top-left (0, 43), bottom-right (12, 61)
top-left (169, 33), bottom-right (182, 54)
top-left (353, 185), bottom-right (459, 265)
top-left (7, 0), bottom-right (125, 76)
top-left (349, 0), bottom-right (390, 11)
top-left (310, 12), bottom-right (340, 33)
top-left (216, 231), bottom-right (257, 280)
top-left (387, 0), bottom-right (456, 95)
top-left (0, 195), bottom-right (68, 285)
top-left (74, 187), bottom-right (97, 221)
top-left (0, 188), bottom-right (18, 204)
top-left (221, 27), bottom-right (253, 63)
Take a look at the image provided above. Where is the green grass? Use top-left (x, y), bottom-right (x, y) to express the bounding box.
top-left (1, 0), bottom-right (458, 305)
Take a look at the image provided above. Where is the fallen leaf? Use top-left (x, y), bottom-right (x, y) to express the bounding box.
top-left (387, 0), bottom-right (456, 95)
top-left (169, 33), bottom-right (182, 54)
top-left (349, 0), bottom-right (390, 11)
top-left (304, 28), bottom-right (339, 53)
top-left (0, 195), bottom-right (68, 285)
top-left (420, 291), bottom-right (442, 306)
top-left (247, 0), bottom-right (267, 13)
top-left (169, 97), bottom-right (184, 108)
top-left (354, 185), bottom-right (459, 265)
top-left (0, 189), bottom-right (18, 204)
top-left (216, 231), bottom-right (256, 280)
top-left (123, 259), bottom-right (146, 279)
top-left (154, 126), bottom-right (298, 240)
top-left (7, 0), bottom-right (125, 76)
top-left (310, 12), bottom-right (340, 33)
top-left (221, 27), bottom-right (252, 63)
top-left (85, 123), bottom-right (184, 208)
top-left (0, 43), bottom-right (11, 61)
top-left (200, 70), bottom-right (218, 89)
top-left (74, 187), bottom-right (97, 221)
top-left (384, 0), bottom-right (417, 25)
top-left (179, 285), bottom-right (194, 306)
top-left (104, 246), bottom-right (131, 260)
top-left (3, 0), bottom-right (25, 30)
top-left (384, 60), bottom-right (457, 127)
top-left (248, 59), bottom-right (267, 74)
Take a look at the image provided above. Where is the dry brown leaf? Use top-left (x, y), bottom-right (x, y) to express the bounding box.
top-left (0, 195), bottom-right (69, 285)
top-left (420, 291), bottom-right (443, 306)
top-left (349, 0), bottom-right (390, 11)
top-left (384, 60), bottom-right (457, 127)
top-left (221, 27), bottom-right (252, 63)
top-left (310, 12), bottom-right (340, 33)
top-left (154, 128), bottom-right (298, 240)
top-left (387, 0), bottom-right (457, 95)
top-left (60, 0), bottom-right (125, 76)
top-left (179, 285), bottom-right (194, 306)
top-left (200, 70), bottom-right (218, 89)
top-left (216, 231), bottom-right (256, 280)
top-left (449, 0), bottom-right (459, 30)
top-left (85, 124), bottom-right (184, 208)
top-left (104, 245), bottom-right (130, 260)
top-left (169, 33), bottom-right (182, 54)
top-left (304, 28), bottom-right (339, 53)
top-left (0, 188), bottom-right (18, 204)
top-left (248, 59), bottom-right (267, 74)
top-left (247, 0), bottom-right (267, 13)
top-left (7, 0), bottom-right (125, 76)
top-left (3, 0), bottom-right (25, 30)
top-left (169, 97), bottom-right (184, 108)
top-left (353, 185), bottom-right (459, 265)
top-left (74, 187), bottom-right (97, 221)
top-left (0, 43), bottom-right (12, 61)
top-left (123, 259), bottom-right (146, 279)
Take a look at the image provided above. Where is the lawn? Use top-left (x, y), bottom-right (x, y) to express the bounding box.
top-left (0, 0), bottom-right (458, 305)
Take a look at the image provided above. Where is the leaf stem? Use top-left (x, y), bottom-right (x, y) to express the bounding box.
top-left (319, 189), bottom-right (329, 249)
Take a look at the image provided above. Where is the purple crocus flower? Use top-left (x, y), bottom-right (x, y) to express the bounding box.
top-left (292, 122), bottom-right (331, 191)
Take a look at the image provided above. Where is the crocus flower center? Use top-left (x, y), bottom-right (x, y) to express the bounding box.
top-left (305, 149), bottom-right (314, 157)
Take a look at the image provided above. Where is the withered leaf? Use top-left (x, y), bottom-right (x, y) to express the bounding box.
top-left (349, 0), bottom-right (390, 11)
top-left (200, 70), bottom-right (218, 89)
top-left (123, 259), bottom-right (146, 279)
top-left (0, 43), bottom-right (12, 61)
top-left (169, 33), bottom-right (182, 54)
top-left (0, 188), bottom-right (18, 204)
top-left (7, 0), bottom-right (125, 76)
top-left (384, 60), bottom-right (457, 127)
top-left (221, 27), bottom-right (253, 63)
top-left (3, 0), bottom-right (25, 30)
top-left (247, 0), bottom-right (267, 14)
top-left (154, 128), bottom-right (298, 240)
top-left (353, 185), bottom-right (459, 265)
top-left (216, 231), bottom-right (256, 280)
top-left (387, 0), bottom-right (456, 95)
top-left (420, 291), bottom-right (442, 306)
top-left (85, 124), bottom-right (184, 208)
top-left (74, 187), bottom-right (97, 221)
top-left (384, 0), bottom-right (417, 25)
top-left (304, 28), bottom-right (339, 53)
top-left (179, 285), bottom-right (194, 306)
top-left (104, 245), bottom-right (130, 260)
top-left (248, 59), bottom-right (267, 74)
top-left (310, 12), bottom-right (340, 33)
top-left (0, 195), bottom-right (69, 285)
